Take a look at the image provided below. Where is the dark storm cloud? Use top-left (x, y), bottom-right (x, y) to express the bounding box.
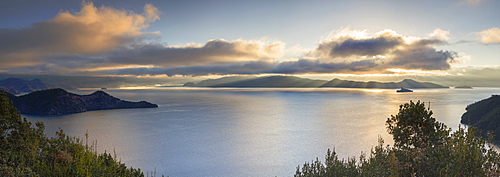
top-left (310, 29), bottom-right (456, 71)
top-left (388, 48), bottom-right (457, 70)
top-left (316, 35), bottom-right (403, 58)
top-left (104, 39), bottom-right (284, 67)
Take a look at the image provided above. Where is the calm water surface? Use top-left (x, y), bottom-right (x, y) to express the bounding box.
top-left (24, 87), bottom-right (500, 176)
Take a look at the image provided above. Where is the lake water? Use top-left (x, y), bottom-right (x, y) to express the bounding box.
top-left (24, 87), bottom-right (500, 176)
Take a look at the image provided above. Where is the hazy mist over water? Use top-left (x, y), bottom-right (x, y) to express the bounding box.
top-left (24, 87), bottom-right (500, 176)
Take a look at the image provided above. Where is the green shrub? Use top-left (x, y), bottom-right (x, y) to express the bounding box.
top-left (295, 100), bottom-right (500, 177)
top-left (0, 92), bottom-right (144, 177)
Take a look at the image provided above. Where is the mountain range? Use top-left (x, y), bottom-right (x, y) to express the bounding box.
top-left (184, 76), bottom-right (448, 89)
top-left (0, 78), bottom-right (54, 94)
top-left (3, 88), bottom-right (158, 115)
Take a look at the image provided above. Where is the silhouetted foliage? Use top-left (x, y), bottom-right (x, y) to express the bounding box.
top-left (0, 92), bottom-right (144, 176)
top-left (461, 95), bottom-right (500, 141)
top-left (295, 100), bottom-right (500, 177)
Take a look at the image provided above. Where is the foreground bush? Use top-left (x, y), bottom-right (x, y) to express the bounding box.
top-left (295, 101), bottom-right (500, 177)
top-left (0, 92), bottom-right (144, 176)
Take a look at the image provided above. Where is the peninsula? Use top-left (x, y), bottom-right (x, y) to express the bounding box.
top-left (461, 95), bottom-right (500, 140)
top-left (4, 88), bottom-right (158, 115)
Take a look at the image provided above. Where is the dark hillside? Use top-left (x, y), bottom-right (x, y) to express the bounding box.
top-left (6, 88), bottom-right (157, 115)
top-left (461, 95), bottom-right (500, 140)
top-left (185, 76), bottom-right (447, 89)
top-left (210, 76), bottom-right (328, 87)
top-left (320, 78), bottom-right (447, 88)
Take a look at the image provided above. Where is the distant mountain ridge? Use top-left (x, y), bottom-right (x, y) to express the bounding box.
top-left (184, 76), bottom-right (447, 89)
top-left (4, 88), bottom-right (158, 115)
top-left (183, 76), bottom-right (257, 87)
top-left (320, 78), bottom-right (447, 89)
top-left (0, 78), bottom-right (54, 94)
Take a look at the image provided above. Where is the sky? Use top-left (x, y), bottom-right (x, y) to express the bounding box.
top-left (0, 0), bottom-right (499, 81)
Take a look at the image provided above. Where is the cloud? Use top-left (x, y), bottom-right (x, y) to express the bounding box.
top-left (0, 2), bottom-right (284, 74)
top-left (314, 29), bottom-right (403, 60)
top-left (310, 29), bottom-right (455, 71)
top-left (105, 39), bottom-right (284, 67)
top-left (0, 2), bottom-right (460, 78)
top-left (101, 61), bottom-right (276, 76)
top-left (3, 38), bottom-right (285, 76)
top-left (102, 46), bottom-right (453, 76)
top-left (98, 59), bottom-right (384, 76)
top-left (0, 2), bottom-right (160, 67)
top-left (479, 27), bottom-right (500, 44)
top-left (461, 0), bottom-right (487, 4)
top-left (388, 48), bottom-right (457, 70)
top-left (4, 27), bottom-right (458, 77)
top-left (429, 29), bottom-right (450, 40)
top-left (29, 39), bottom-right (285, 72)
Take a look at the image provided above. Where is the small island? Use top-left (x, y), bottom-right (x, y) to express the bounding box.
top-left (455, 85), bottom-right (473, 89)
top-left (4, 88), bottom-right (158, 115)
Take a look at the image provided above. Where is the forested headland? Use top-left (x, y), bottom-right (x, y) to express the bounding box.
top-left (0, 92), bottom-right (145, 176)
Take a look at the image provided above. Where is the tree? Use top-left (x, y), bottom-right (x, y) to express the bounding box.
top-left (0, 91), bottom-right (45, 176)
top-left (294, 100), bottom-right (500, 177)
top-left (385, 100), bottom-right (451, 176)
top-left (386, 100), bottom-right (450, 150)
top-left (0, 92), bottom-right (144, 176)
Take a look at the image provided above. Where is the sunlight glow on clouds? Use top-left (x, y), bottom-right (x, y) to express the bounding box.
top-left (429, 29), bottom-right (451, 40)
top-left (102, 28), bottom-right (458, 77)
top-left (0, 2), bottom-right (160, 67)
top-left (324, 28), bottom-right (371, 40)
top-left (386, 68), bottom-right (451, 76)
top-left (314, 29), bottom-right (403, 60)
top-left (479, 27), bottom-right (500, 44)
top-left (0, 3), bottom-right (466, 77)
top-left (102, 39), bottom-right (285, 67)
top-left (309, 28), bottom-right (456, 71)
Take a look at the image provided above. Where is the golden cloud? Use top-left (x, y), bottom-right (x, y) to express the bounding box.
top-left (480, 27), bottom-right (500, 44)
top-left (428, 28), bottom-right (451, 40)
top-left (0, 2), bottom-right (160, 67)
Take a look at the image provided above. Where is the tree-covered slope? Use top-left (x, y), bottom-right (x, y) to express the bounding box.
top-left (0, 92), bottom-right (145, 176)
top-left (296, 101), bottom-right (500, 176)
top-left (461, 95), bottom-right (500, 139)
